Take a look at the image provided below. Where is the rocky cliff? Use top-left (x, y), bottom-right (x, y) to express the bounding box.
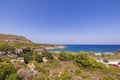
top-left (0, 34), bottom-right (32, 44)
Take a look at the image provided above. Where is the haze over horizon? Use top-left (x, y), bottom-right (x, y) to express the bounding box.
top-left (0, 0), bottom-right (120, 44)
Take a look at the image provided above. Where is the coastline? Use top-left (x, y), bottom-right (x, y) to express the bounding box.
top-left (50, 45), bottom-right (120, 53)
top-left (45, 45), bottom-right (66, 50)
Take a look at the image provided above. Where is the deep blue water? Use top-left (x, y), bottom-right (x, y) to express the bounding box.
top-left (50, 45), bottom-right (120, 53)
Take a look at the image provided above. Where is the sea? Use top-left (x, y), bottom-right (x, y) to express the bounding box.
top-left (49, 45), bottom-right (120, 53)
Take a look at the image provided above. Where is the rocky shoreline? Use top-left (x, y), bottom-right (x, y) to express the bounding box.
top-left (45, 45), bottom-right (65, 50)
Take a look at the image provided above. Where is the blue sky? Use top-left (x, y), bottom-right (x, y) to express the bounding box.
top-left (0, 0), bottom-right (120, 44)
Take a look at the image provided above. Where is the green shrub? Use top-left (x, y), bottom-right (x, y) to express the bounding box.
top-left (58, 51), bottom-right (68, 61)
top-left (47, 60), bottom-right (59, 68)
top-left (75, 69), bottom-right (82, 76)
top-left (42, 49), bottom-right (54, 60)
top-left (58, 51), bottom-right (75, 61)
top-left (74, 52), bottom-right (95, 68)
top-left (109, 66), bottom-right (120, 73)
top-left (33, 73), bottom-right (49, 80)
top-left (58, 72), bottom-right (72, 80)
top-left (34, 62), bottom-right (48, 75)
top-left (0, 62), bottom-right (20, 80)
top-left (87, 51), bottom-right (96, 58)
top-left (33, 53), bottom-right (43, 63)
top-left (102, 76), bottom-right (115, 80)
top-left (92, 62), bottom-right (109, 72)
top-left (0, 43), bottom-right (15, 52)
top-left (74, 52), bottom-right (109, 71)
top-left (22, 52), bottom-right (33, 64)
top-left (0, 58), bottom-right (11, 63)
top-left (6, 74), bottom-right (20, 80)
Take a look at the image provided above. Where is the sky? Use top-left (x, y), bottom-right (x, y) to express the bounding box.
top-left (0, 0), bottom-right (120, 44)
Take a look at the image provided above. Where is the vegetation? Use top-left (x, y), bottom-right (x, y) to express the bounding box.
top-left (1, 34), bottom-right (120, 80)
top-left (0, 43), bottom-right (15, 52)
top-left (0, 59), bottom-right (20, 80)
top-left (100, 50), bottom-right (120, 60)
top-left (13, 43), bottom-right (56, 49)
top-left (21, 49), bottom-right (54, 64)
top-left (33, 53), bottom-right (43, 63)
top-left (58, 51), bottom-right (75, 61)
top-left (102, 76), bottom-right (116, 80)
top-left (0, 42), bottom-right (120, 80)
top-left (42, 49), bottom-right (54, 60)
top-left (33, 73), bottom-right (49, 80)
top-left (58, 72), bottom-right (72, 80)
top-left (75, 69), bottom-right (82, 76)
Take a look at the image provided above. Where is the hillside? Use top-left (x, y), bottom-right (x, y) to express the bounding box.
top-left (1, 51), bottom-right (120, 80)
top-left (0, 34), bottom-right (32, 44)
top-left (0, 33), bottom-right (65, 49)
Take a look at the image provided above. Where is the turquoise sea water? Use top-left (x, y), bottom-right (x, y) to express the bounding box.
top-left (49, 45), bottom-right (120, 53)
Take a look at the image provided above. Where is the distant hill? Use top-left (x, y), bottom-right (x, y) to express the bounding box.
top-left (0, 34), bottom-right (32, 44)
top-left (0, 33), bottom-right (65, 49)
